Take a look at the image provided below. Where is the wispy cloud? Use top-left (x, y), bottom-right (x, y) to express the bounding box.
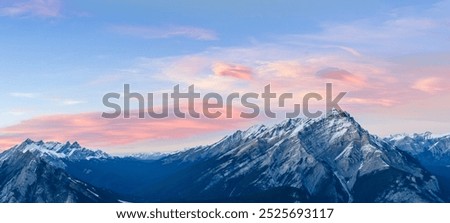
top-left (280, 1), bottom-right (450, 54)
top-left (6, 109), bottom-right (29, 116)
top-left (60, 99), bottom-right (85, 106)
top-left (412, 77), bottom-right (448, 94)
top-left (344, 97), bottom-right (397, 107)
top-left (0, 106), bottom-right (255, 150)
top-left (10, 92), bottom-right (39, 98)
top-left (316, 67), bottom-right (366, 85)
top-left (8, 92), bottom-right (86, 107)
top-left (0, 0), bottom-right (61, 17)
top-left (325, 45), bottom-right (362, 57)
top-left (106, 14), bottom-right (450, 118)
top-left (111, 25), bottom-right (218, 40)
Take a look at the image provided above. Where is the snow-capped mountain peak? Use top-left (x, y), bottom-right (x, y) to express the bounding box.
top-left (2, 139), bottom-right (110, 164)
top-left (160, 110), bottom-right (443, 202)
top-left (0, 139), bottom-right (118, 203)
top-left (386, 132), bottom-right (450, 165)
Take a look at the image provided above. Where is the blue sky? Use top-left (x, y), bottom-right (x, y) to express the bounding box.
top-left (0, 0), bottom-right (449, 153)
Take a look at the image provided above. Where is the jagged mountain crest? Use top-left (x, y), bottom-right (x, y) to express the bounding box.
top-left (1, 139), bottom-right (110, 162)
top-left (153, 110), bottom-right (443, 202)
top-left (171, 109), bottom-right (355, 162)
top-left (0, 109), bottom-right (448, 203)
top-left (386, 132), bottom-right (450, 166)
top-left (0, 140), bottom-right (117, 203)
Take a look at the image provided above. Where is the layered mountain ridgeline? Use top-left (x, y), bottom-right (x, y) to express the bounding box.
top-left (386, 133), bottom-right (450, 200)
top-left (0, 140), bottom-right (117, 202)
top-left (0, 110), bottom-right (448, 203)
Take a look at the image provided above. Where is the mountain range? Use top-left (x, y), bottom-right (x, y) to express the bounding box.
top-left (0, 110), bottom-right (449, 203)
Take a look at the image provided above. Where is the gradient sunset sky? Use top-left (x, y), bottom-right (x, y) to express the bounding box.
top-left (0, 0), bottom-right (449, 153)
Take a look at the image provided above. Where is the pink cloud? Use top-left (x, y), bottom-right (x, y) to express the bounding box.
top-left (344, 97), bottom-right (397, 107)
top-left (412, 77), bottom-right (448, 94)
top-left (316, 67), bottom-right (366, 85)
top-left (0, 103), bottom-right (258, 150)
top-left (0, 0), bottom-right (61, 17)
top-left (256, 60), bottom-right (303, 78)
top-left (212, 62), bottom-right (253, 80)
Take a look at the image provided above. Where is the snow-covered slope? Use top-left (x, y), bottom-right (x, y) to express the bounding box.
top-left (386, 133), bottom-right (450, 200)
top-left (155, 110), bottom-right (443, 202)
top-left (0, 140), bottom-right (116, 203)
top-left (386, 132), bottom-right (450, 166)
top-left (3, 139), bottom-right (110, 160)
top-left (0, 139), bottom-right (110, 168)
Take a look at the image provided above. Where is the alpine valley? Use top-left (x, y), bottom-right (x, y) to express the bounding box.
top-left (1, 110), bottom-right (449, 203)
